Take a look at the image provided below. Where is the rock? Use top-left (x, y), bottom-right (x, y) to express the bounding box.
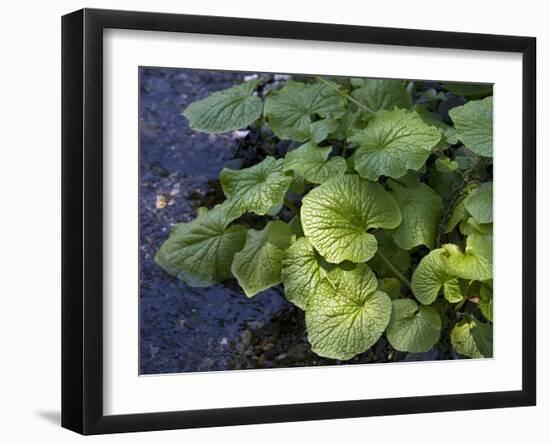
top-left (287, 343), bottom-right (310, 362)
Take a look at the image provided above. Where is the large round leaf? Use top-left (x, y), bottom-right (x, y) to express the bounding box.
top-left (283, 142), bottom-right (347, 184)
top-left (442, 233), bottom-right (493, 281)
top-left (264, 80), bottom-right (345, 142)
top-left (351, 79), bottom-right (411, 113)
top-left (183, 79), bottom-right (263, 134)
top-left (412, 249), bottom-right (463, 305)
top-left (301, 175), bottom-right (401, 264)
top-left (231, 221), bottom-right (292, 297)
top-left (281, 237), bottom-right (326, 310)
top-left (464, 182), bottom-right (493, 224)
top-left (220, 156), bottom-right (293, 217)
top-left (386, 299), bottom-right (441, 353)
top-left (351, 109), bottom-right (441, 180)
top-left (305, 264), bottom-right (392, 360)
top-left (388, 180), bottom-right (443, 250)
top-left (449, 96), bottom-right (493, 157)
top-left (155, 204), bottom-right (246, 287)
top-left (451, 316), bottom-right (493, 358)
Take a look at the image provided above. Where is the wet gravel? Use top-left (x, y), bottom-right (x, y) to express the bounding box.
top-left (139, 67), bottom-right (453, 375)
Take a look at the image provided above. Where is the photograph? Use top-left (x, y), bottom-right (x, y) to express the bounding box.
top-left (139, 67), bottom-right (494, 375)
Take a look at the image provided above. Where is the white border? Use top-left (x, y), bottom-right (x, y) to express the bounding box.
top-left (103, 29), bottom-right (523, 415)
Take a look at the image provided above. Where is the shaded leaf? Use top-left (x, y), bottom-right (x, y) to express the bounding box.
top-left (388, 180), bottom-right (443, 250)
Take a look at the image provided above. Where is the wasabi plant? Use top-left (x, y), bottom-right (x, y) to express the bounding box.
top-left (155, 75), bottom-right (494, 361)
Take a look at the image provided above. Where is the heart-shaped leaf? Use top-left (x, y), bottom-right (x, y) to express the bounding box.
top-left (283, 142), bottom-right (347, 184)
top-left (449, 96), bottom-right (493, 157)
top-left (155, 204), bottom-right (246, 287)
top-left (386, 298), bottom-right (441, 353)
top-left (351, 109), bottom-right (442, 180)
top-left (183, 79), bottom-right (263, 133)
top-left (451, 316), bottom-right (493, 358)
top-left (305, 264), bottom-right (392, 360)
top-left (231, 221), bottom-right (292, 297)
top-left (221, 156), bottom-right (293, 217)
top-left (412, 249), bottom-right (463, 305)
top-left (264, 80), bottom-right (345, 142)
top-left (464, 182), bottom-right (493, 224)
top-left (301, 175), bottom-right (401, 263)
top-left (388, 180), bottom-right (443, 250)
top-left (442, 232), bottom-right (493, 281)
top-left (281, 237), bottom-right (326, 310)
top-left (351, 79), bottom-right (411, 113)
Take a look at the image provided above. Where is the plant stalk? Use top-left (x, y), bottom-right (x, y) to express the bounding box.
top-left (375, 250), bottom-right (412, 290)
top-left (315, 76), bottom-right (377, 115)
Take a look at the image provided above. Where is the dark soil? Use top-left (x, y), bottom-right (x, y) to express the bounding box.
top-left (139, 67), bottom-right (453, 375)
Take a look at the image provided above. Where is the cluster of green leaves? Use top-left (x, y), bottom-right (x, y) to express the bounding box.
top-left (156, 75), bottom-right (494, 361)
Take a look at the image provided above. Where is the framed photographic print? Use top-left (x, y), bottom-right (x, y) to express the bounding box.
top-left (61, 8), bottom-right (536, 435)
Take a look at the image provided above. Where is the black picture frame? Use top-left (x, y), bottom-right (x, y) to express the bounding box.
top-left (62, 8), bottom-right (537, 435)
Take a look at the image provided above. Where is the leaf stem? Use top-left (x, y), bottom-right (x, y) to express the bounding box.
top-left (375, 250), bottom-right (412, 290)
top-left (315, 76), bottom-right (377, 115)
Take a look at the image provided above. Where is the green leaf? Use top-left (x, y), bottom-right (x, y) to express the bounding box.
top-left (281, 237), bottom-right (326, 310)
top-left (301, 175), bottom-right (401, 264)
top-left (449, 97), bottom-right (493, 157)
top-left (442, 233), bottom-right (493, 281)
top-left (330, 109), bottom-right (363, 140)
top-left (220, 156), bottom-right (293, 217)
top-left (183, 79), bottom-right (263, 134)
top-left (305, 264), bottom-right (392, 360)
top-left (351, 79), bottom-right (411, 113)
top-left (443, 82), bottom-right (493, 97)
top-left (479, 284), bottom-right (493, 322)
top-left (388, 180), bottom-right (443, 250)
top-left (351, 109), bottom-right (441, 180)
top-left (155, 204), bottom-right (246, 287)
top-left (379, 278), bottom-right (402, 300)
top-left (264, 80), bottom-right (345, 142)
top-left (464, 182), bottom-right (493, 224)
top-left (309, 119), bottom-right (339, 144)
top-left (451, 316), bottom-right (493, 358)
top-left (386, 299), bottom-right (441, 353)
top-left (288, 215), bottom-right (304, 238)
top-left (283, 142), bottom-right (347, 184)
top-left (368, 232), bottom-right (411, 279)
top-left (412, 249), bottom-right (463, 305)
top-left (231, 221), bottom-right (292, 297)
